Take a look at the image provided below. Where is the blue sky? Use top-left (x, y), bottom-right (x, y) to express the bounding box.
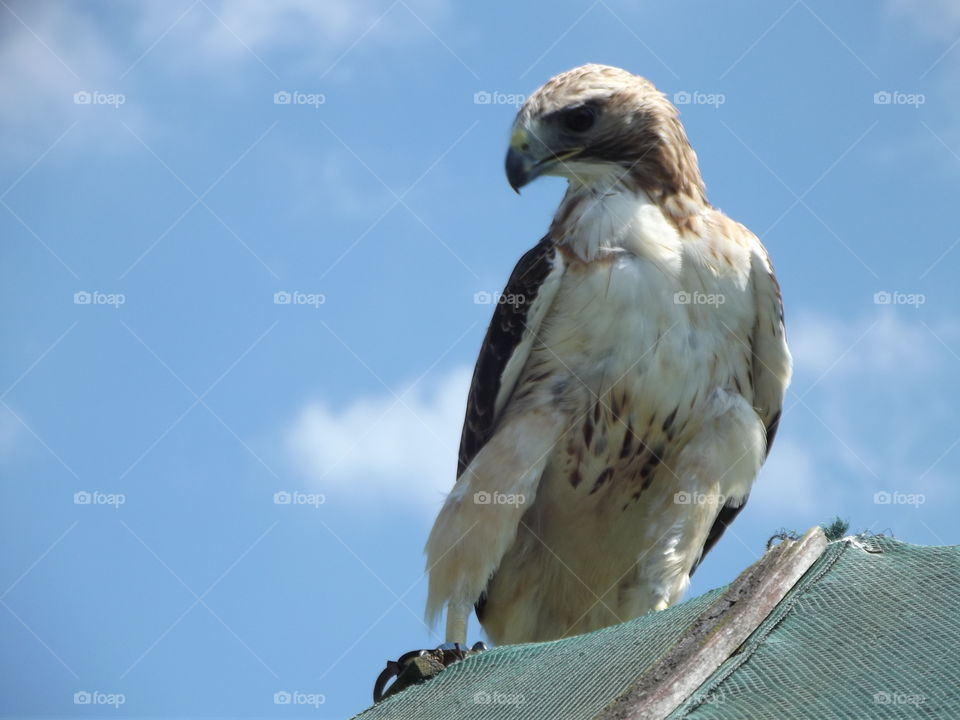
top-left (3, 0), bottom-right (960, 717)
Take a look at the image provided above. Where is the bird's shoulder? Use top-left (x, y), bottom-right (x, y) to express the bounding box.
top-left (698, 207), bottom-right (775, 272)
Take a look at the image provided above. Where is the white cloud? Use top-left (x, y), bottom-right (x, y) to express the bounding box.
top-left (737, 308), bottom-right (960, 521)
top-left (884, 0), bottom-right (960, 40)
top-left (776, 308), bottom-right (960, 510)
top-left (0, 2), bottom-right (150, 164)
top-left (132, 0), bottom-right (450, 76)
top-left (285, 365), bottom-right (471, 514)
top-left (0, 0), bottom-right (450, 164)
top-left (873, 1), bottom-right (960, 177)
top-left (788, 309), bottom-right (943, 380)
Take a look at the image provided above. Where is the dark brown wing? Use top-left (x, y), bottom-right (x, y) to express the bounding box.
top-left (458, 236), bottom-right (561, 478)
top-left (459, 237), bottom-right (562, 621)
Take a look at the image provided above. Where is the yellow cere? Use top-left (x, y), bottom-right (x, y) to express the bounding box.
top-left (510, 127), bottom-right (529, 149)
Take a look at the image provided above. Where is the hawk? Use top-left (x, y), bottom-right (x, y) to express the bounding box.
top-left (425, 64), bottom-right (791, 646)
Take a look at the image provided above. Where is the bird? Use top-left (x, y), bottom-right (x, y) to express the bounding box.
top-left (425, 64), bottom-right (791, 647)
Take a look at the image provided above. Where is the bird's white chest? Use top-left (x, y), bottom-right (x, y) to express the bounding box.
top-left (516, 198), bottom-right (755, 572)
top-left (547, 252), bottom-right (690, 385)
top-left (543, 187), bottom-right (749, 387)
top-left (539, 244), bottom-right (750, 410)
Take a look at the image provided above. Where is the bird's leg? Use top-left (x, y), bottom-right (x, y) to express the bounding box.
top-left (373, 640), bottom-right (488, 702)
top-left (373, 602), bottom-right (484, 703)
top-left (444, 600), bottom-right (470, 647)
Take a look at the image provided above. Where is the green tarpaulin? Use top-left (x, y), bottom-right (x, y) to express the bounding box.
top-left (355, 535), bottom-right (960, 720)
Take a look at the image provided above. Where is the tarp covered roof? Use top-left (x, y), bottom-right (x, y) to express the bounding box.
top-left (355, 530), bottom-right (960, 719)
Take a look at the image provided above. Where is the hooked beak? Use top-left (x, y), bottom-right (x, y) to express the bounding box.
top-left (505, 146), bottom-right (533, 193)
top-left (505, 127), bottom-right (582, 193)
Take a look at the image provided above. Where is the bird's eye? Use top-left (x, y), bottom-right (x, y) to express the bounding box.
top-left (560, 105), bottom-right (596, 133)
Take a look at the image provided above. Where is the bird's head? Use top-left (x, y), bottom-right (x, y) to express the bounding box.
top-left (506, 64), bottom-right (705, 206)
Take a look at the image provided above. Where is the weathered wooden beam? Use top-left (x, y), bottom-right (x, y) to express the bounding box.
top-left (595, 525), bottom-right (828, 720)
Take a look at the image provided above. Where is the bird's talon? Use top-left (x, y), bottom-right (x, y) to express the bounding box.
top-left (373, 642), bottom-right (488, 702)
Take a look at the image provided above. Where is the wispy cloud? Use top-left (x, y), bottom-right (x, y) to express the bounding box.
top-left (130, 0), bottom-right (451, 78)
top-left (284, 365), bottom-right (471, 514)
top-left (789, 310), bottom-right (944, 379)
top-left (0, 0), bottom-right (452, 165)
top-left (884, 0), bottom-right (960, 40)
top-left (0, 2), bottom-right (140, 163)
top-left (765, 308), bottom-right (960, 516)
